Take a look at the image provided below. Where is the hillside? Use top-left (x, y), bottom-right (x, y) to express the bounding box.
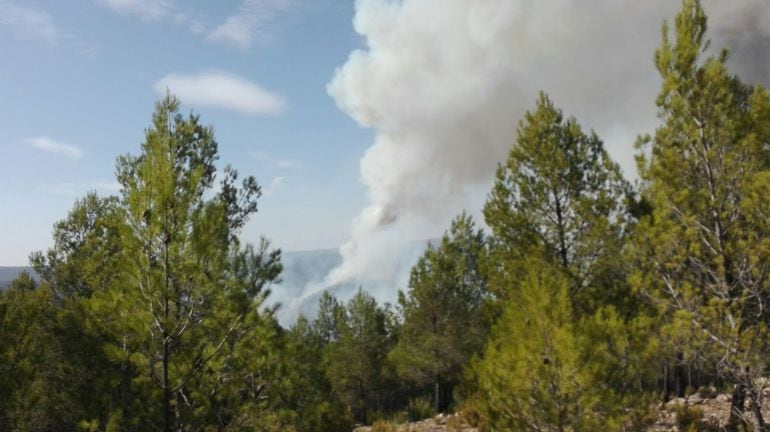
top-left (272, 240), bottom-right (432, 324)
top-left (0, 243), bottom-right (427, 326)
top-left (0, 267), bottom-right (36, 289)
top-left (270, 248), bottom-right (357, 324)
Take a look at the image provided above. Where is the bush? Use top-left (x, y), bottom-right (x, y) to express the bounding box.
top-left (366, 410), bottom-right (388, 426)
top-left (370, 420), bottom-right (398, 432)
top-left (456, 397), bottom-right (488, 432)
top-left (307, 401), bottom-right (353, 432)
top-left (674, 404), bottom-right (703, 432)
top-left (389, 410), bottom-right (408, 424)
top-left (407, 396), bottom-right (434, 421)
top-left (673, 404), bottom-right (719, 432)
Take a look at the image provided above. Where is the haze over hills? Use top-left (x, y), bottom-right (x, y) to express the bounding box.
top-left (0, 240), bottom-right (433, 325)
top-left (266, 238), bottom-right (434, 324)
top-left (0, 267), bottom-right (36, 289)
top-left (269, 247), bottom-right (355, 324)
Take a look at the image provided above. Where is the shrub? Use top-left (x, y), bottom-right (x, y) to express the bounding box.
top-left (309, 401), bottom-right (354, 432)
top-left (370, 420), bottom-right (398, 432)
top-left (407, 396), bottom-right (434, 421)
top-left (389, 410), bottom-right (408, 424)
top-left (674, 404), bottom-right (703, 432)
top-left (455, 396), bottom-right (488, 431)
top-left (673, 404), bottom-right (719, 432)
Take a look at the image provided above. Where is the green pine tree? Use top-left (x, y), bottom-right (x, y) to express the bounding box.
top-left (25, 193), bottom-right (132, 430)
top-left (279, 315), bottom-right (353, 432)
top-left (484, 93), bottom-right (632, 315)
top-left (388, 212), bottom-right (488, 413)
top-left (30, 192), bottom-right (126, 300)
top-left (475, 262), bottom-right (595, 430)
top-left (323, 289), bottom-right (392, 423)
top-left (85, 94), bottom-right (284, 431)
top-left (632, 1), bottom-right (770, 429)
top-left (476, 94), bottom-right (654, 430)
top-left (0, 274), bottom-right (88, 431)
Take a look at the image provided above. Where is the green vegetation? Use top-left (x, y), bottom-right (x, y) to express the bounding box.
top-left (388, 213), bottom-right (488, 413)
top-left (633, 1), bottom-right (770, 430)
top-left (2, 1), bottom-right (770, 431)
top-left (472, 83), bottom-right (659, 430)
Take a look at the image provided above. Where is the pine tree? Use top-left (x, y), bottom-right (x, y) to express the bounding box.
top-left (0, 274), bottom-right (87, 431)
top-left (388, 213), bottom-right (488, 413)
top-left (85, 94), bottom-right (283, 431)
top-left (25, 194), bottom-right (133, 430)
top-left (632, 1), bottom-right (770, 429)
top-left (30, 192), bottom-right (125, 300)
top-left (323, 289), bottom-right (392, 423)
top-left (5, 95), bottom-right (288, 430)
top-left (484, 93), bottom-right (632, 314)
top-left (477, 260), bottom-right (657, 430)
top-left (280, 315), bottom-right (353, 432)
top-left (314, 290), bottom-right (344, 344)
top-left (476, 262), bottom-right (595, 430)
top-left (476, 94), bottom-right (653, 429)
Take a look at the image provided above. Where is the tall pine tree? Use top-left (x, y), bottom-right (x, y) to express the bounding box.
top-left (388, 213), bottom-right (488, 413)
top-left (632, 1), bottom-right (770, 429)
top-left (476, 94), bottom-right (650, 430)
top-left (484, 93), bottom-right (632, 315)
top-left (86, 94), bottom-right (283, 431)
top-left (323, 289), bottom-right (392, 423)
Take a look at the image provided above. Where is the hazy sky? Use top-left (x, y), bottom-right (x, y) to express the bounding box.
top-left (0, 0), bottom-right (371, 265)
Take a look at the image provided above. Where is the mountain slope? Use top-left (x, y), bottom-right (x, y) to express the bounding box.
top-left (0, 241), bottom-right (431, 325)
top-left (0, 267), bottom-right (36, 289)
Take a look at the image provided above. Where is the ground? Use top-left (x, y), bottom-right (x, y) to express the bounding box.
top-left (354, 389), bottom-right (770, 431)
top-left (353, 413), bottom-right (477, 432)
top-left (650, 388), bottom-right (770, 431)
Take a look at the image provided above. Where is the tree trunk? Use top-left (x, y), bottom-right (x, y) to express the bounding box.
top-left (435, 378), bottom-right (441, 414)
top-left (163, 216), bottom-right (172, 432)
top-left (727, 384), bottom-right (747, 432)
top-left (675, 352), bottom-right (686, 398)
top-left (750, 388), bottom-right (767, 432)
top-left (552, 191), bottom-right (569, 270)
top-left (163, 334), bottom-right (170, 432)
top-left (358, 378), bottom-right (366, 424)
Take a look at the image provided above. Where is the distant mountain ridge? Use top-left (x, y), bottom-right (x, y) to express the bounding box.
top-left (0, 250), bottom-right (349, 323)
top-left (1, 240), bottom-right (432, 325)
top-left (0, 267), bottom-right (37, 289)
top-left (271, 239), bottom-right (435, 325)
top-left (0, 250), bottom-right (349, 322)
top-left (0, 249), bottom-right (343, 295)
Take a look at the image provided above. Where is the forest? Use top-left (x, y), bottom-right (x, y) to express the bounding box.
top-left (2, 1), bottom-right (770, 431)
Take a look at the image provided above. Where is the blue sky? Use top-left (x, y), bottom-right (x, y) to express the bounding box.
top-left (0, 0), bottom-right (371, 265)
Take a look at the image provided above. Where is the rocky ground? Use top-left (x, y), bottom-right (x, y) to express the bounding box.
top-left (650, 389), bottom-right (770, 431)
top-left (354, 390), bottom-right (770, 431)
top-left (650, 392), bottom-right (733, 431)
top-left (353, 413), bottom-right (477, 432)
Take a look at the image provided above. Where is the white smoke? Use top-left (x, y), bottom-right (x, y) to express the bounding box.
top-left (299, 0), bottom-right (770, 310)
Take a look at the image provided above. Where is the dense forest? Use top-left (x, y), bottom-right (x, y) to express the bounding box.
top-left (3, 1), bottom-right (770, 431)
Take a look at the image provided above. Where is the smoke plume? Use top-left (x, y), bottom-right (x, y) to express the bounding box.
top-left (307, 0), bottom-right (770, 308)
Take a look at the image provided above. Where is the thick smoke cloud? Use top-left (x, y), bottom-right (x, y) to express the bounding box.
top-left (304, 0), bottom-right (770, 310)
top-left (710, 2), bottom-right (770, 84)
